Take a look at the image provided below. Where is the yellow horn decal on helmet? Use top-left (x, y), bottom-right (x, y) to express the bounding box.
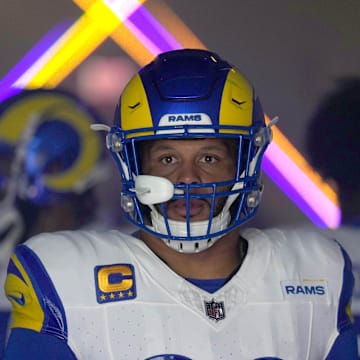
top-left (43, 100), bottom-right (101, 192)
top-left (0, 94), bottom-right (70, 144)
top-left (219, 68), bottom-right (253, 134)
top-left (0, 92), bottom-right (101, 192)
top-left (120, 73), bottom-right (154, 138)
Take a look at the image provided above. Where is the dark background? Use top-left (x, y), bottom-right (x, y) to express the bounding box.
top-left (1, 0), bottom-right (359, 228)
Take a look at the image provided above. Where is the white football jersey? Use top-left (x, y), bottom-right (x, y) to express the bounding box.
top-left (5, 227), bottom-right (354, 359)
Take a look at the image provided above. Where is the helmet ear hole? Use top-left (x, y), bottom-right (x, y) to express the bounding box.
top-left (246, 190), bottom-right (262, 209)
top-left (121, 195), bottom-right (134, 213)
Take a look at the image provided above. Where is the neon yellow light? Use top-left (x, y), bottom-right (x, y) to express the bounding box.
top-left (74, 0), bottom-right (154, 66)
top-left (16, 0), bottom-right (146, 89)
top-left (77, 0), bottom-right (340, 222)
top-left (9, 0), bottom-right (338, 225)
top-left (28, 5), bottom-right (118, 88)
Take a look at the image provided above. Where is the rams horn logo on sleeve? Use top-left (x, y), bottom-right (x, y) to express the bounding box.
top-left (94, 264), bottom-right (137, 304)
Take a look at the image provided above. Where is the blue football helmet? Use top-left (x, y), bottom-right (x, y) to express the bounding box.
top-left (0, 89), bottom-right (107, 261)
top-left (105, 49), bottom-right (273, 253)
top-left (0, 89), bottom-right (106, 205)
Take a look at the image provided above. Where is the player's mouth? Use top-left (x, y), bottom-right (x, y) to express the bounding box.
top-left (166, 199), bottom-right (209, 220)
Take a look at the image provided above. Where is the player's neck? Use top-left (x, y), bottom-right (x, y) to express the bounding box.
top-left (139, 229), bottom-right (246, 280)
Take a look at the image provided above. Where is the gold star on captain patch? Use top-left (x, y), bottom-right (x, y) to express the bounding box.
top-left (110, 293), bottom-right (115, 299)
top-left (128, 290), bottom-right (133, 297)
top-left (118, 292), bottom-right (124, 298)
top-left (100, 294), bottom-right (106, 301)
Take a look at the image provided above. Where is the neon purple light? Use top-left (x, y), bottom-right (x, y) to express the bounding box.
top-left (262, 142), bottom-right (340, 227)
top-left (121, 6), bottom-right (340, 227)
top-left (0, 19), bottom-right (74, 102)
top-left (0, 4), bottom-right (339, 228)
top-left (125, 5), bottom-right (182, 55)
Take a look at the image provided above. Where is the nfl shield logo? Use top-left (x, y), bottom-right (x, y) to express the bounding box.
top-left (205, 299), bottom-right (225, 321)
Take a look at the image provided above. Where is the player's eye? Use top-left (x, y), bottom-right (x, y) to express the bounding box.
top-left (200, 154), bottom-right (217, 164)
top-left (160, 155), bottom-right (176, 165)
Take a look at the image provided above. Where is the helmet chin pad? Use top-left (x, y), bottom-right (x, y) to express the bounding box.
top-left (149, 206), bottom-right (231, 253)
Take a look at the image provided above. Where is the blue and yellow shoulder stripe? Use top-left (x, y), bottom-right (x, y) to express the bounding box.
top-left (5, 244), bottom-right (68, 340)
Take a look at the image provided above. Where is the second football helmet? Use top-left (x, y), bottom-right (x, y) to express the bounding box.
top-left (0, 89), bottom-right (108, 258)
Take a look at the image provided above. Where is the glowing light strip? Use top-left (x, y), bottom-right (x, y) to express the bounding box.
top-left (262, 140), bottom-right (340, 227)
top-left (263, 116), bottom-right (339, 227)
top-left (85, 0), bottom-right (340, 227)
top-left (101, 0), bottom-right (144, 19)
top-left (144, 0), bottom-right (207, 51)
top-left (1, 0), bottom-right (340, 227)
top-left (0, 0), bottom-right (147, 92)
top-left (0, 13), bottom-right (110, 90)
top-left (0, 20), bottom-right (74, 102)
top-left (93, 0), bottom-right (181, 55)
top-left (21, 2), bottom-right (122, 88)
top-left (124, 4), bottom-right (182, 54)
top-left (74, 0), bottom-right (182, 62)
top-left (103, 0), bottom-right (340, 226)
top-left (267, 117), bottom-right (337, 202)
top-left (74, 0), bottom-right (154, 65)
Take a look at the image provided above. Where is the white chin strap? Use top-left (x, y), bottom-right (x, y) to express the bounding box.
top-left (150, 204), bottom-right (231, 253)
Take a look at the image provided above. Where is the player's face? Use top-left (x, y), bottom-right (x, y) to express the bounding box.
top-left (141, 138), bottom-right (237, 222)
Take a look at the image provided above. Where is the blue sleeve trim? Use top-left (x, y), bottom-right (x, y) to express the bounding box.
top-left (0, 311), bottom-right (11, 359)
top-left (4, 328), bottom-right (77, 360)
top-left (325, 242), bottom-right (358, 358)
top-left (325, 328), bottom-right (358, 359)
top-left (337, 243), bottom-right (355, 331)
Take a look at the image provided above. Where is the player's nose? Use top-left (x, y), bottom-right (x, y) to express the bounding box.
top-left (176, 161), bottom-right (201, 185)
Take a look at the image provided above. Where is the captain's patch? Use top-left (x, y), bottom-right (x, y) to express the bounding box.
top-left (94, 264), bottom-right (136, 303)
top-left (281, 279), bottom-right (328, 301)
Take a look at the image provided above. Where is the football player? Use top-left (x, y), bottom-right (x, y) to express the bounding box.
top-left (0, 89), bottom-right (108, 357)
top-left (3, 50), bottom-right (357, 359)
